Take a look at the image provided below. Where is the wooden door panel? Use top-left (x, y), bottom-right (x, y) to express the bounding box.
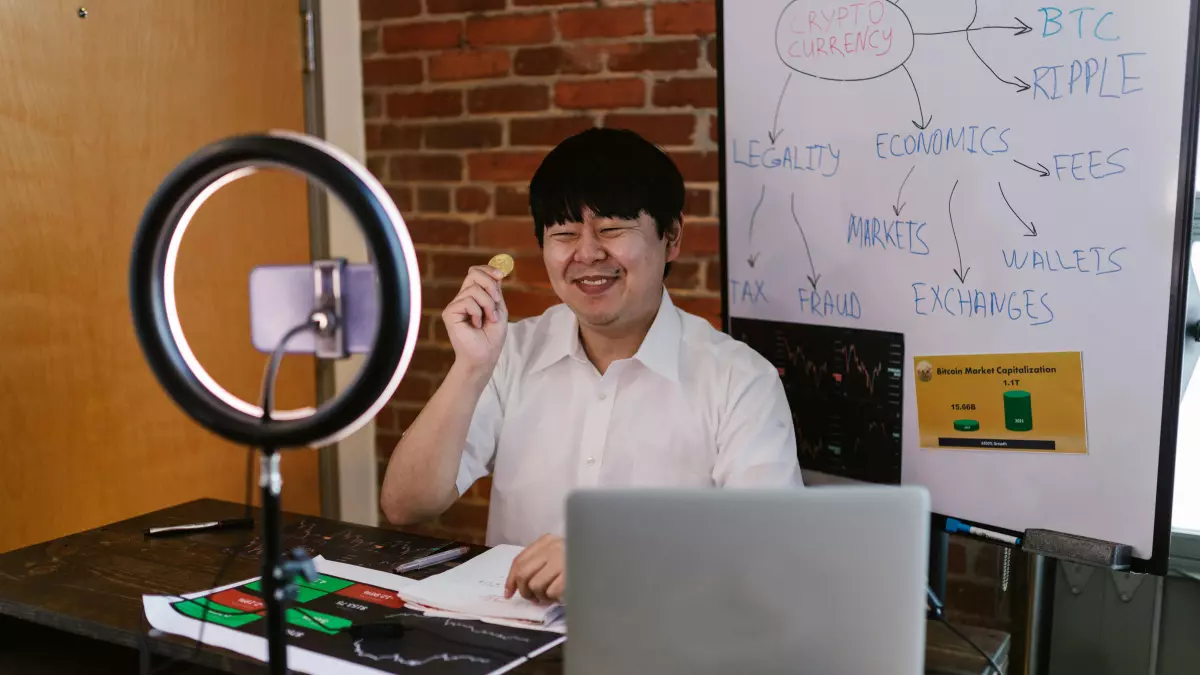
top-left (0, 0), bottom-right (320, 552)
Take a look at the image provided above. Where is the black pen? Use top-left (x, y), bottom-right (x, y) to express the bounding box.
top-left (145, 518), bottom-right (255, 537)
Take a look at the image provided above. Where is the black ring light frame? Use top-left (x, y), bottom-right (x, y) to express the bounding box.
top-left (129, 130), bottom-right (421, 674)
top-left (130, 130), bottom-right (420, 448)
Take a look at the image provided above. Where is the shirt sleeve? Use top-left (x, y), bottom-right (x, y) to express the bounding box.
top-left (453, 373), bottom-right (504, 497)
top-left (712, 355), bottom-right (805, 488)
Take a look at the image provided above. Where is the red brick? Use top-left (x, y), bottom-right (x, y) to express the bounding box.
top-left (391, 374), bottom-right (432, 403)
top-left (429, 50), bottom-right (510, 82)
top-left (556, 78), bottom-right (644, 110)
top-left (431, 320), bottom-right (451, 344)
top-left (510, 116), bottom-right (596, 146)
top-left (468, 152), bottom-right (546, 182)
top-left (363, 92), bottom-right (383, 119)
top-left (707, 37), bottom-right (720, 69)
top-left (512, 253), bottom-right (550, 286)
top-left (406, 218), bottom-right (471, 246)
top-left (684, 188), bottom-right (712, 216)
top-left (513, 46), bottom-right (603, 76)
top-left (418, 187), bottom-right (451, 213)
top-left (468, 84), bottom-right (550, 113)
top-left (362, 57), bottom-right (423, 86)
top-left (946, 580), bottom-right (997, 620)
top-left (379, 124), bottom-right (422, 150)
top-left (428, 0), bottom-right (505, 13)
top-left (495, 186), bottom-right (530, 216)
top-left (559, 7), bottom-right (646, 39)
top-left (424, 121), bottom-right (502, 149)
top-left (670, 151), bottom-right (719, 182)
top-left (390, 155), bottom-right (463, 182)
top-left (431, 252), bottom-right (489, 280)
top-left (604, 113), bottom-right (695, 146)
top-left (393, 407), bottom-right (420, 432)
top-left (387, 185), bottom-right (412, 211)
top-left (439, 501), bottom-right (490, 531)
top-left (704, 260), bottom-right (721, 292)
top-left (387, 91), bottom-right (463, 119)
top-left (411, 345), bottom-right (456, 374)
top-left (382, 21), bottom-right (463, 53)
top-left (475, 218), bottom-right (538, 250)
top-left (653, 77), bottom-right (718, 108)
top-left (681, 220), bottom-right (719, 255)
top-left (671, 294), bottom-right (720, 323)
top-left (709, 113), bottom-right (718, 143)
top-left (456, 187), bottom-right (491, 213)
top-left (361, 0), bottom-right (421, 21)
top-left (608, 41), bottom-right (700, 73)
top-left (365, 123), bottom-right (383, 150)
top-left (505, 289), bottom-right (560, 318)
top-left (362, 27), bottom-right (381, 57)
top-left (654, 1), bottom-right (717, 35)
top-left (422, 283), bottom-right (465, 310)
top-left (515, 0), bottom-right (588, 5)
top-left (376, 431), bottom-right (403, 461)
top-left (665, 261), bottom-right (702, 291)
top-left (466, 14), bottom-right (554, 47)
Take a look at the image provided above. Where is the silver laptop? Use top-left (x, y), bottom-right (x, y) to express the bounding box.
top-left (564, 486), bottom-right (930, 675)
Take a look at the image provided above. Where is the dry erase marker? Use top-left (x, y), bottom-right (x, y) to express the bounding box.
top-left (393, 546), bottom-right (470, 574)
top-left (145, 518), bottom-right (254, 537)
top-left (946, 517), bottom-right (1021, 546)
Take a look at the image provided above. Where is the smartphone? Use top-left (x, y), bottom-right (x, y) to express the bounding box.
top-left (249, 263), bottom-right (379, 355)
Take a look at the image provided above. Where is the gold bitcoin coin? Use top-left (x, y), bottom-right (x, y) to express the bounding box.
top-left (488, 253), bottom-right (514, 278)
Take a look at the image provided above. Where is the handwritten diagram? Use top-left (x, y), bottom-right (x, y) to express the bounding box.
top-left (727, 0), bottom-right (1150, 331)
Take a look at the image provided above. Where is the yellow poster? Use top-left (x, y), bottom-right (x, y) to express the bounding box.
top-left (912, 352), bottom-right (1087, 454)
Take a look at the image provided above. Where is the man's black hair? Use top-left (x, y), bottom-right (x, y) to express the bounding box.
top-left (528, 127), bottom-right (685, 277)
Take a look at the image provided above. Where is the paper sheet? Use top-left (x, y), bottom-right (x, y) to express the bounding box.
top-left (142, 555), bottom-right (565, 674)
top-left (396, 545), bottom-right (564, 627)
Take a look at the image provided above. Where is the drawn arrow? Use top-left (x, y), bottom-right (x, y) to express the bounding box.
top-left (1013, 159), bottom-right (1050, 177)
top-left (894, 165), bottom-right (915, 216)
top-left (790, 192), bottom-right (821, 290)
top-left (998, 182), bottom-right (1037, 236)
top-left (916, 17), bottom-right (1032, 37)
top-left (966, 2), bottom-right (1031, 93)
top-left (901, 65), bottom-right (932, 129)
top-left (948, 180), bottom-right (970, 284)
top-left (768, 73), bottom-right (792, 144)
top-left (747, 184), bottom-right (766, 267)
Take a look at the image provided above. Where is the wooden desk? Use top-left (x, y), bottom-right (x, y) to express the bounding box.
top-left (0, 499), bottom-right (1009, 674)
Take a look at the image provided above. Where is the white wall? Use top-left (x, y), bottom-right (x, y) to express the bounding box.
top-left (319, 0), bottom-right (378, 526)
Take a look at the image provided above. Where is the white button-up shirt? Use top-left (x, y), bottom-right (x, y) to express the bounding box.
top-left (456, 288), bottom-right (803, 546)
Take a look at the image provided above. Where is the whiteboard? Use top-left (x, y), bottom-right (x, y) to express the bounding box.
top-left (718, 0), bottom-right (1198, 568)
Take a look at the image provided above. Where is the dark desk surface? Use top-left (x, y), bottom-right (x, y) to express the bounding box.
top-left (0, 499), bottom-right (1009, 674)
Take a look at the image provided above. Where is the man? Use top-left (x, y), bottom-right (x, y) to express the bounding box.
top-left (381, 128), bottom-right (802, 605)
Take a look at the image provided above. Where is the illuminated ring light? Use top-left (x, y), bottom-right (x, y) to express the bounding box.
top-left (129, 131), bottom-right (420, 448)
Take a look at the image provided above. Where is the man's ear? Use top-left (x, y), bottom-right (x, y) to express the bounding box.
top-left (665, 217), bottom-right (683, 262)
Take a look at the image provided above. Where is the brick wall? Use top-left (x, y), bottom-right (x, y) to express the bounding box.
top-left (359, 0), bottom-right (1020, 637)
top-left (361, 0), bottom-right (722, 541)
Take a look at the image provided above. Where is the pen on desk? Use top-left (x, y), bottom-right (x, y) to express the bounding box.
top-left (145, 518), bottom-right (255, 538)
top-left (945, 517), bottom-right (1021, 546)
top-left (393, 546), bottom-right (470, 574)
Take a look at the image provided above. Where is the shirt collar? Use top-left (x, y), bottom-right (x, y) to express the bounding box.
top-left (529, 287), bottom-right (681, 383)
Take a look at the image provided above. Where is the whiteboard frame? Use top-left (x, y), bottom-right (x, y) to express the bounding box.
top-left (714, 0), bottom-right (1200, 575)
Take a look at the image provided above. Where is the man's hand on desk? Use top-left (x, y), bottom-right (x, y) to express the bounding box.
top-left (504, 534), bottom-right (564, 605)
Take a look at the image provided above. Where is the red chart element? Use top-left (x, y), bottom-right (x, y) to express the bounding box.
top-left (211, 588), bottom-right (266, 613)
top-left (336, 584), bottom-right (405, 609)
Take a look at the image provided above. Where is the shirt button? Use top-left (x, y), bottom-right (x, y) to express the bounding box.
top-left (586, 457), bottom-right (596, 466)
top-left (598, 392), bottom-right (607, 400)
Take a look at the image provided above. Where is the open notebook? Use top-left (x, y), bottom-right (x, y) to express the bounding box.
top-left (396, 545), bottom-right (565, 632)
